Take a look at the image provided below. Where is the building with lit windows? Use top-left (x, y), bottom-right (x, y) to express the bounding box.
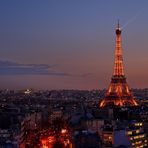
top-left (126, 121), bottom-right (147, 148)
top-left (101, 124), bottom-right (114, 147)
top-left (100, 120), bottom-right (147, 148)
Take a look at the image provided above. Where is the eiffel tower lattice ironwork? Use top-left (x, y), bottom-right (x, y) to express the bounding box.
top-left (99, 21), bottom-right (138, 107)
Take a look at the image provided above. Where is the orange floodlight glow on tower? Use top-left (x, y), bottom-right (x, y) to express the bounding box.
top-left (99, 21), bottom-right (138, 107)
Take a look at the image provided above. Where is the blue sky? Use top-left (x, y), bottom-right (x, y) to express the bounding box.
top-left (0, 0), bottom-right (148, 89)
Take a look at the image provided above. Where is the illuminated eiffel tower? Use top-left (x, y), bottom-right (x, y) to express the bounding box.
top-left (99, 21), bottom-right (138, 107)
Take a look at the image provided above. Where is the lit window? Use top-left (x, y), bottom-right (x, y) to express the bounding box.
top-left (139, 123), bottom-right (142, 126)
top-left (127, 131), bottom-right (132, 135)
top-left (109, 136), bottom-right (112, 140)
top-left (136, 130), bottom-right (140, 134)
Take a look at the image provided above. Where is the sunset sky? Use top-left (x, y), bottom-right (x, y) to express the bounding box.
top-left (0, 0), bottom-right (148, 90)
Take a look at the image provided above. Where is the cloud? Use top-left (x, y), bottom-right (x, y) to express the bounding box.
top-left (0, 60), bottom-right (93, 78)
top-left (0, 60), bottom-right (70, 76)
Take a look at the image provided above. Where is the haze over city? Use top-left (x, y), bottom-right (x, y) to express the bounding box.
top-left (0, 0), bottom-right (148, 89)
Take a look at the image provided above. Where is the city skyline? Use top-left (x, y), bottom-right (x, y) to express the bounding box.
top-left (0, 1), bottom-right (148, 89)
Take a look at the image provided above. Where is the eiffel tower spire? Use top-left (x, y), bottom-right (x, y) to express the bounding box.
top-left (113, 20), bottom-right (124, 76)
top-left (99, 22), bottom-right (138, 107)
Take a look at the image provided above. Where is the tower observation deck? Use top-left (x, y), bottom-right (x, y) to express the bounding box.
top-left (99, 22), bottom-right (138, 107)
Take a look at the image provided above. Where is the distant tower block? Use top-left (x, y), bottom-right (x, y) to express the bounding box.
top-left (99, 21), bottom-right (138, 107)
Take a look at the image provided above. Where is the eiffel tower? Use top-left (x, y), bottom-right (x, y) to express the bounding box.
top-left (99, 21), bottom-right (138, 107)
